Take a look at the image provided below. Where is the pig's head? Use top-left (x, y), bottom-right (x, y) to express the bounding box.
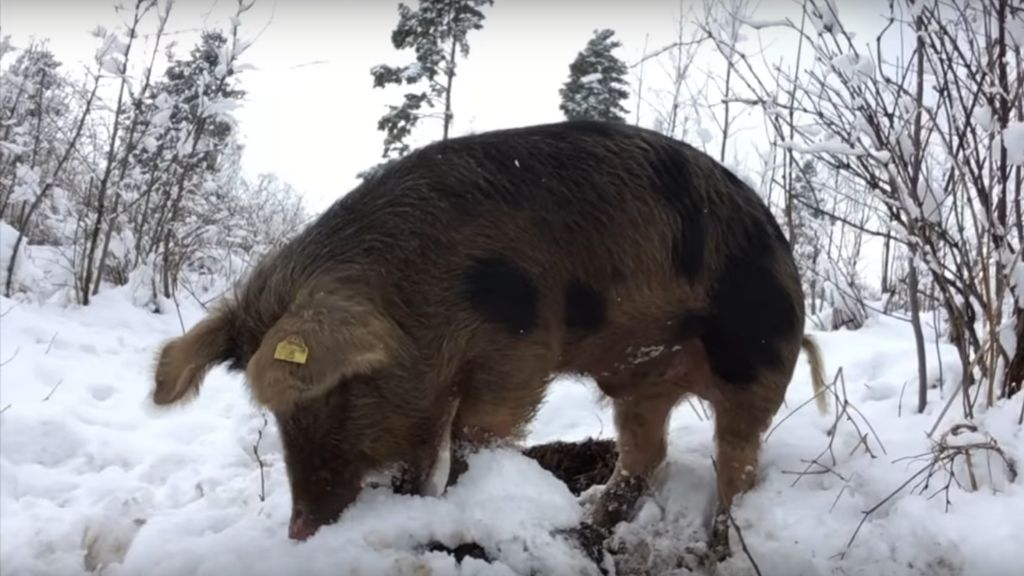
top-left (151, 284), bottom-right (416, 541)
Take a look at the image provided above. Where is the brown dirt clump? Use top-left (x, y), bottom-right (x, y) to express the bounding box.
top-left (522, 438), bottom-right (618, 495)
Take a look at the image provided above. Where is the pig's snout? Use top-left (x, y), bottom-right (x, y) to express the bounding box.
top-left (288, 508), bottom-right (321, 541)
top-left (284, 476), bottom-right (359, 541)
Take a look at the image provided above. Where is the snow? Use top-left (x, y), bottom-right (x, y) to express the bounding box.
top-left (1003, 121), bottom-right (1024, 166)
top-left (203, 99), bottom-right (241, 124)
top-left (402, 62), bottom-right (424, 82)
top-left (11, 164), bottom-right (39, 204)
top-left (579, 72), bottom-right (602, 85)
top-left (141, 136), bottom-right (159, 153)
top-left (736, 17), bottom-right (791, 30)
top-left (95, 33), bottom-right (129, 76)
top-left (1009, 250), bottom-right (1024, 308)
top-left (0, 221), bottom-right (73, 303)
top-left (0, 141), bottom-right (28, 155)
top-left (779, 138), bottom-right (891, 163)
top-left (1, 291), bottom-right (1023, 575)
top-left (1008, 11), bottom-right (1024, 47)
top-left (973, 105), bottom-right (994, 132)
top-left (831, 53), bottom-right (874, 84)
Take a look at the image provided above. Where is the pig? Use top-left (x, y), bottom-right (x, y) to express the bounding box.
top-left (151, 120), bottom-right (828, 559)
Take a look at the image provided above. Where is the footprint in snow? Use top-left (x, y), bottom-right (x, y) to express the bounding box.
top-left (861, 381), bottom-right (898, 402)
top-left (89, 384), bottom-right (116, 402)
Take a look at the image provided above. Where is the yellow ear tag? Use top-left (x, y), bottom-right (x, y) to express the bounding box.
top-left (274, 335), bottom-right (309, 365)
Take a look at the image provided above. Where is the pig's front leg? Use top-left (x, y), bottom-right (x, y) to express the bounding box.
top-left (391, 397), bottom-right (462, 497)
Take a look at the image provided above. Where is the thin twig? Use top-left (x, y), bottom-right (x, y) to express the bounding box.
top-left (0, 404), bottom-right (10, 415)
top-left (177, 279), bottom-right (211, 312)
top-left (838, 463), bottom-right (932, 560)
top-left (686, 397), bottom-right (706, 421)
top-left (834, 375), bottom-right (881, 459)
top-left (843, 422), bottom-right (1018, 559)
top-left (252, 411), bottom-right (269, 502)
top-left (0, 347), bottom-right (19, 367)
top-left (764, 387), bottom-right (829, 442)
top-left (42, 379), bottom-right (63, 401)
top-left (781, 458), bottom-right (848, 482)
top-left (629, 35), bottom-right (711, 68)
top-left (172, 291), bottom-right (186, 335)
top-left (898, 379), bottom-right (908, 417)
top-left (928, 381), bottom-right (963, 438)
top-left (0, 302), bottom-right (19, 317)
top-left (45, 332), bottom-right (58, 355)
top-left (844, 401), bottom-right (888, 456)
top-left (726, 508), bottom-right (763, 576)
top-left (765, 367), bottom-right (841, 442)
top-left (829, 484), bottom-right (849, 513)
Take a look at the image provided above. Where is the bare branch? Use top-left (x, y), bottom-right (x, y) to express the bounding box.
top-left (42, 379), bottom-right (63, 402)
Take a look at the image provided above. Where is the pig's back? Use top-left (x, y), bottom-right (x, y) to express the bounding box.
top-left (285, 121), bottom-right (794, 352)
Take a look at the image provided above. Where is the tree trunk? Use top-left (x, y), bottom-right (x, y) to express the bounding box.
top-left (909, 258), bottom-right (929, 413)
top-left (881, 236), bottom-right (891, 293)
top-left (909, 6), bottom-right (929, 414)
top-left (161, 232), bottom-right (173, 300)
top-left (442, 35), bottom-right (457, 141)
top-left (719, 61), bottom-right (733, 163)
top-left (92, 194), bottom-right (121, 295)
top-left (29, 77), bottom-right (45, 166)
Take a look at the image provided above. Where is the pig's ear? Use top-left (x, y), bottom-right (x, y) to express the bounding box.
top-left (245, 293), bottom-right (401, 412)
top-left (153, 312), bottom-right (234, 406)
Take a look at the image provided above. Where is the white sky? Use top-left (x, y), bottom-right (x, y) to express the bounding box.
top-left (2, 0), bottom-right (893, 212)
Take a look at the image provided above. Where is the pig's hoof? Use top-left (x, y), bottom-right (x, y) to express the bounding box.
top-left (589, 474), bottom-right (648, 530)
top-left (708, 512), bottom-right (733, 562)
top-left (555, 522), bottom-right (610, 573)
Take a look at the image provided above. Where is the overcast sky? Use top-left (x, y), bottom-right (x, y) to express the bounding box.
top-left (2, 0), bottom-right (893, 212)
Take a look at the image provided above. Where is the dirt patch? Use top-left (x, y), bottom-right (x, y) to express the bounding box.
top-left (522, 437), bottom-right (618, 495)
top-left (426, 438), bottom-right (618, 569)
top-left (424, 541), bottom-right (489, 562)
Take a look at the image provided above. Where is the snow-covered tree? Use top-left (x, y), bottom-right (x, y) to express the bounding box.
top-left (1, 36), bottom-right (100, 299)
top-left (370, 0), bottom-right (493, 160)
top-left (1, 0), bottom-right (306, 309)
top-left (77, 0), bottom-right (169, 304)
top-left (559, 29), bottom-right (630, 122)
top-left (790, 161), bottom-right (825, 304)
top-left (0, 41), bottom-right (70, 241)
top-left (710, 0), bottom-right (1024, 408)
top-left (119, 25), bottom-right (252, 302)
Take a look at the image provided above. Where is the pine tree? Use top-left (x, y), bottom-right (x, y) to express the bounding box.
top-left (791, 159), bottom-right (826, 312)
top-left (559, 29), bottom-right (630, 122)
top-left (791, 159), bottom-right (825, 260)
top-left (150, 31), bottom-right (245, 171)
top-left (370, 0), bottom-right (493, 160)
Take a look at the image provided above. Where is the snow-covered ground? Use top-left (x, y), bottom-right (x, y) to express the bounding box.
top-left (1, 290), bottom-right (1022, 576)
